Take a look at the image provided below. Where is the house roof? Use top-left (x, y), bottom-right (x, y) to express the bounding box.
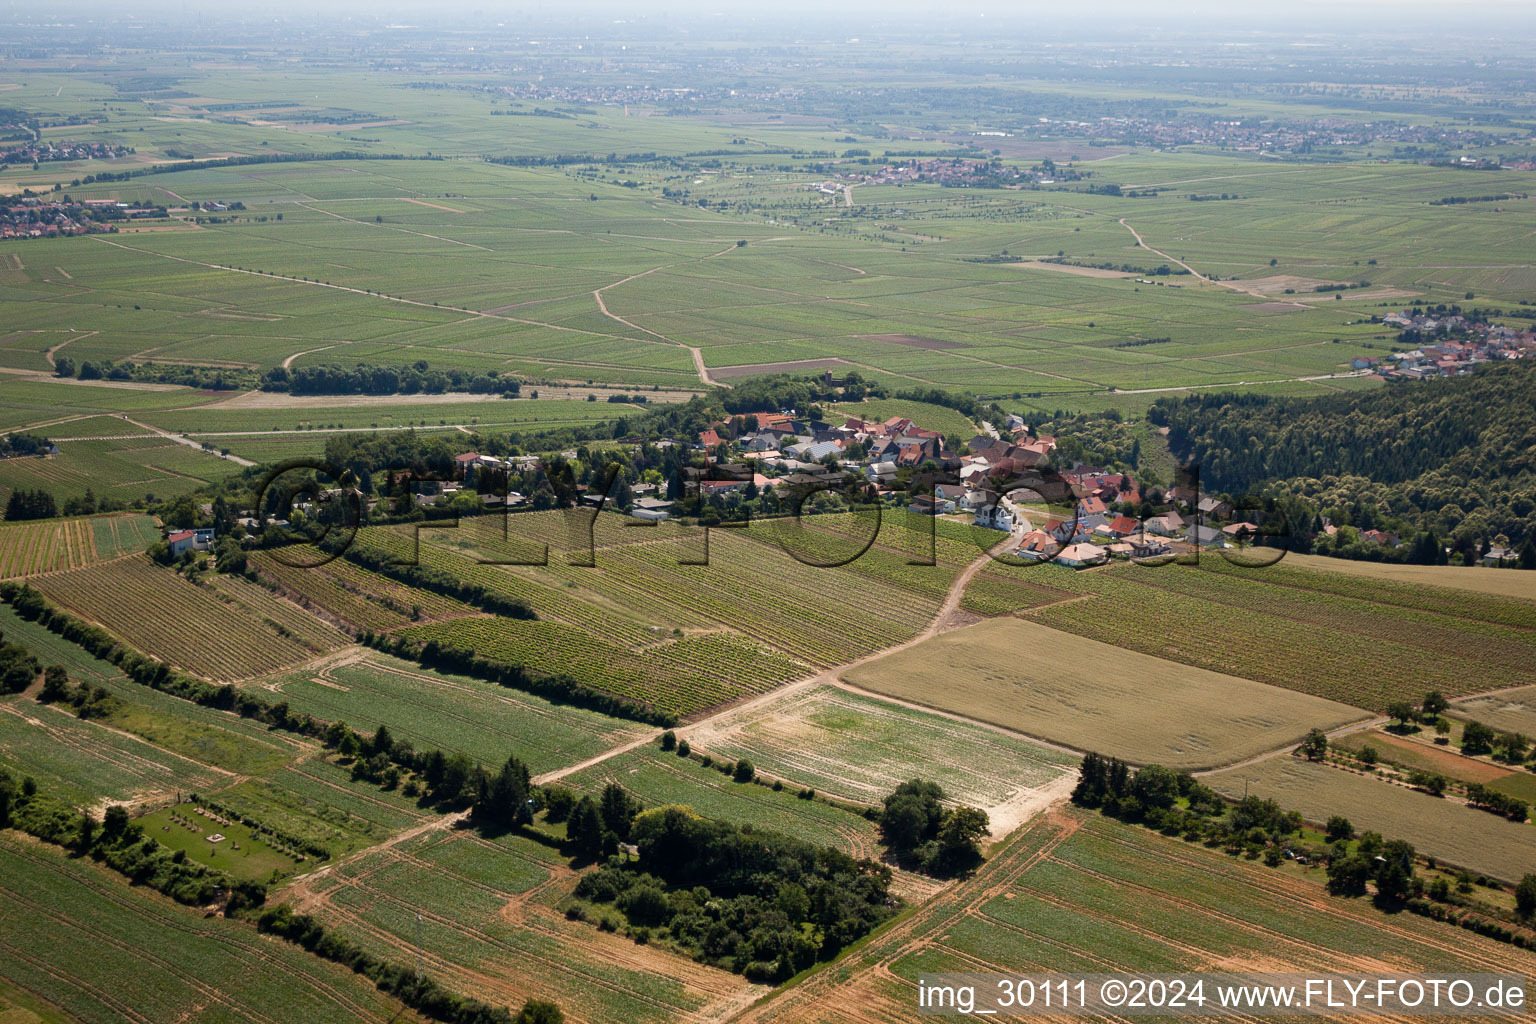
top-left (166, 530), bottom-right (195, 543)
top-left (1108, 515), bottom-right (1139, 534)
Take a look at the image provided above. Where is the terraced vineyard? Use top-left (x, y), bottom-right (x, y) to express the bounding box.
top-left (33, 557), bottom-right (343, 681)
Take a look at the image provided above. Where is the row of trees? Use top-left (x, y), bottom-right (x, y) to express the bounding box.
top-left (262, 361), bottom-right (521, 397)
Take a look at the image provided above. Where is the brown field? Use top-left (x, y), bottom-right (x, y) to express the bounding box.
top-left (1280, 553), bottom-right (1536, 600)
top-left (734, 809), bottom-right (1536, 1024)
top-left (1452, 685), bottom-right (1536, 736)
top-left (1206, 757), bottom-right (1536, 881)
top-left (709, 358), bottom-right (852, 379)
top-left (854, 333), bottom-right (965, 351)
top-left (1334, 728), bottom-right (1515, 784)
top-left (842, 616), bottom-right (1368, 770)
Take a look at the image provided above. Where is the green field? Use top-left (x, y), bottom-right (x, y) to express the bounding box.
top-left (1452, 686), bottom-right (1536, 737)
top-left (0, 833), bottom-right (418, 1024)
top-left (0, 696), bottom-right (232, 807)
top-left (286, 824), bottom-right (753, 1024)
top-left (208, 755), bottom-right (432, 860)
top-left (1206, 757), bottom-right (1536, 882)
top-left (559, 745), bottom-right (883, 858)
top-left (259, 650), bottom-right (653, 777)
top-left (135, 801), bottom-right (307, 882)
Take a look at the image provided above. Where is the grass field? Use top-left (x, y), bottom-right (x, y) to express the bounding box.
top-left (257, 649), bottom-right (652, 777)
top-left (1206, 757), bottom-right (1536, 882)
top-left (135, 801), bottom-right (307, 882)
top-left (844, 616), bottom-right (1367, 770)
top-left (559, 745), bottom-right (884, 859)
top-left (283, 824), bottom-right (756, 1024)
top-left (827, 398), bottom-right (978, 438)
top-left (33, 556), bottom-right (347, 681)
top-left (684, 684), bottom-right (1078, 823)
top-left (0, 833), bottom-right (421, 1024)
top-left (739, 809), bottom-right (1536, 1024)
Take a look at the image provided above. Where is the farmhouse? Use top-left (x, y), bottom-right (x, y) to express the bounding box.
top-left (1054, 542), bottom-right (1108, 568)
top-left (166, 527), bottom-right (215, 556)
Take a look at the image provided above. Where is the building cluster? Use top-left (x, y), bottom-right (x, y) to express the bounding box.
top-left (0, 197), bottom-right (134, 239)
top-left (0, 141), bottom-right (130, 164)
top-left (1015, 115), bottom-right (1529, 155)
top-left (821, 156), bottom-right (1075, 191)
top-left (1372, 310), bottom-right (1535, 379)
top-left (685, 408), bottom-right (1253, 569)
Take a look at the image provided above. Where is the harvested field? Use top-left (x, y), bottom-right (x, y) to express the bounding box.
top-left (1280, 553), bottom-right (1536, 600)
top-left (1452, 685), bottom-right (1536, 737)
top-left (684, 684), bottom-right (1078, 828)
top-left (1206, 756), bottom-right (1536, 882)
top-left (843, 616), bottom-right (1368, 770)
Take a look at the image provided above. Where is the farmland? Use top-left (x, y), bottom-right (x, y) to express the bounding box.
top-left (844, 615), bottom-right (1367, 769)
top-left (33, 556), bottom-right (348, 681)
top-left (1452, 686), bottom-right (1536, 737)
top-left (256, 649), bottom-right (652, 776)
top-left (684, 684), bottom-right (1079, 823)
top-left (976, 558), bottom-right (1536, 711)
top-left (0, 513), bottom-right (154, 578)
top-left (736, 809), bottom-right (1536, 1024)
top-left (1206, 757), bottom-right (1536, 882)
top-left (210, 755), bottom-right (433, 860)
top-left (284, 825), bottom-right (757, 1024)
top-left (0, 833), bottom-right (421, 1024)
top-left (251, 550), bottom-right (475, 632)
top-left (0, 437), bottom-right (242, 505)
top-left (556, 745), bottom-right (885, 858)
top-left (0, 696), bottom-right (230, 807)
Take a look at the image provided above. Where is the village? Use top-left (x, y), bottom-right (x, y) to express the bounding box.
top-left (1372, 308), bottom-right (1536, 378)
